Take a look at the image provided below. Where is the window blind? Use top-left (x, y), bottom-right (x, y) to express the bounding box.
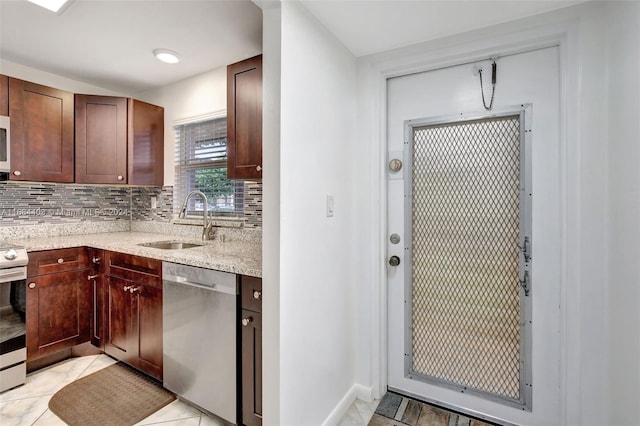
top-left (174, 117), bottom-right (244, 216)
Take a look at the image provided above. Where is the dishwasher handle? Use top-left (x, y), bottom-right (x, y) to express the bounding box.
top-left (164, 274), bottom-right (237, 295)
top-left (162, 262), bottom-right (237, 296)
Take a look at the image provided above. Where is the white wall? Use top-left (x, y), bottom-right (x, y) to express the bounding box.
top-left (0, 59), bottom-right (125, 96)
top-left (264, 1), bottom-right (359, 424)
top-left (136, 67), bottom-right (227, 186)
top-left (606, 2), bottom-right (640, 425)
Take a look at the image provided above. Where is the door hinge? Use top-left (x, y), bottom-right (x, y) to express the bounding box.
top-left (520, 270), bottom-right (530, 296)
top-left (520, 236), bottom-right (531, 263)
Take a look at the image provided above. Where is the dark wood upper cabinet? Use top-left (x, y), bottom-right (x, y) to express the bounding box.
top-left (9, 77), bottom-right (74, 182)
top-left (128, 99), bottom-right (164, 186)
top-left (227, 55), bottom-right (262, 180)
top-left (0, 74), bottom-right (8, 116)
top-left (75, 96), bottom-right (163, 185)
top-left (75, 95), bottom-right (128, 184)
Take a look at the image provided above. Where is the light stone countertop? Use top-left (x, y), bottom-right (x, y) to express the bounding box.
top-left (7, 231), bottom-right (262, 278)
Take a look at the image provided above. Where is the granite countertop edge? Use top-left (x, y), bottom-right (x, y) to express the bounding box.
top-left (7, 231), bottom-right (262, 278)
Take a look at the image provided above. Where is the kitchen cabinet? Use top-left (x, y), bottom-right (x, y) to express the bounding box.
top-left (26, 248), bottom-right (91, 361)
top-left (87, 248), bottom-right (104, 349)
top-left (0, 74), bottom-right (8, 116)
top-left (227, 55), bottom-right (262, 180)
top-left (8, 77), bottom-right (74, 182)
top-left (75, 96), bottom-right (164, 185)
top-left (104, 251), bottom-right (163, 380)
top-left (241, 275), bottom-right (262, 426)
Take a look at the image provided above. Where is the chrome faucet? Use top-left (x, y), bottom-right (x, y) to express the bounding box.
top-left (178, 190), bottom-right (215, 240)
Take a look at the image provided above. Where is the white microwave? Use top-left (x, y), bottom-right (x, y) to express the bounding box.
top-left (0, 115), bottom-right (9, 173)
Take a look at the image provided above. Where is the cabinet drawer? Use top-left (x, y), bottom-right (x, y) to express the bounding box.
top-left (28, 247), bottom-right (89, 276)
top-left (241, 276), bottom-right (262, 313)
top-left (105, 251), bottom-right (162, 287)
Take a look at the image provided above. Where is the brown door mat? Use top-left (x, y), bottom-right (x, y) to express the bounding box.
top-left (49, 362), bottom-right (175, 426)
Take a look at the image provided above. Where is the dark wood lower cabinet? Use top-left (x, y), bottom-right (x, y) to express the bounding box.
top-left (242, 309), bottom-right (262, 426)
top-left (26, 269), bottom-right (91, 361)
top-left (104, 252), bottom-right (162, 381)
top-left (241, 276), bottom-right (262, 426)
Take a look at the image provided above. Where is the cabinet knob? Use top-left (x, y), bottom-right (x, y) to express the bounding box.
top-left (123, 285), bottom-right (131, 292)
top-left (13, 170), bottom-right (21, 176)
top-left (256, 165), bottom-right (262, 172)
top-left (57, 258), bottom-right (64, 264)
top-left (129, 286), bottom-right (139, 293)
top-left (92, 256), bottom-right (101, 264)
top-left (117, 175), bottom-right (124, 181)
top-left (242, 317), bottom-right (253, 327)
top-left (28, 282), bottom-right (36, 289)
top-left (253, 290), bottom-right (262, 300)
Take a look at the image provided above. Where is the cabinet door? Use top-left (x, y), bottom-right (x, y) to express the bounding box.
top-left (26, 270), bottom-right (91, 361)
top-left (9, 78), bottom-right (74, 182)
top-left (242, 309), bottom-right (263, 426)
top-left (134, 283), bottom-right (163, 380)
top-left (88, 249), bottom-right (104, 349)
top-left (128, 99), bottom-right (164, 186)
top-left (75, 95), bottom-right (128, 184)
top-left (227, 55), bottom-right (262, 179)
top-left (105, 276), bottom-right (134, 364)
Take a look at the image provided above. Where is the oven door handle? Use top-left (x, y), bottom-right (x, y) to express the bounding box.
top-left (0, 266), bottom-right (27, 283)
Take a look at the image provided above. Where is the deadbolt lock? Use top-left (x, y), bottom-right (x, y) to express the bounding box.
top-left (389, 256), bottom-right (401, 267)
top-left (389, 159), bottom-right (403, 173)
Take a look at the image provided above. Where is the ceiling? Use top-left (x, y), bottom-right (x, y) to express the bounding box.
top-left (0, 0), bottom-right (585, 95)
top-left (0, 0), bottom-right (263, 94)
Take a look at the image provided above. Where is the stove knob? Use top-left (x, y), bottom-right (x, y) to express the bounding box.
top-left (4, 249), bottom-right (18, 260)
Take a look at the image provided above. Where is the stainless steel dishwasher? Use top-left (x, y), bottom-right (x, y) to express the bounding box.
top-left (162, 262), bottom-right (237, 424)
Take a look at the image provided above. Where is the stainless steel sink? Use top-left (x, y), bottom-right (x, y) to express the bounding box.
top-left (138, 241), bottom-right (204, 250)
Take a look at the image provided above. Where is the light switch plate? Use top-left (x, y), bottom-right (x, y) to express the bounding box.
top-left (151, 196), bottom-right (157, 210)
top-left (326, 195), bottom-right (334, 217)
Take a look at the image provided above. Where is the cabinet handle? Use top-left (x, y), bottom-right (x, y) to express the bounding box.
top-left (123, 285), bottom-right (131, 292)
top-left (253, 290), bottom-right (262, 300)
top-left (117, 175), bottom-right (124, 181)
top-left (13, 170), bottom-right (21, 176)
top-left (88, 274), bottom-right (99, 280)
top-left (129, 286), bottom-right (139, 293)
top-left (28, 282), bottom-right (36, 289)
top-left (256, 165), bottom-right (262, 172)
top-left (242, 317), bottom-right (253, 327)
top-left (57, 258), bottom-right (64, 264)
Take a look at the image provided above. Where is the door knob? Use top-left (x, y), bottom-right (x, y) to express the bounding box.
top-left (389, 256), bottom-right (401, 267)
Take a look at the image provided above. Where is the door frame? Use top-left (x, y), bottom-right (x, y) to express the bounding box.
top-left (363, 19), bottom-right (582, 425)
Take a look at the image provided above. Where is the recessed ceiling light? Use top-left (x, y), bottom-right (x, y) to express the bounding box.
top-left (153, 49), bottom-right (181, 64)
top-left (27, 0), bottom-right (72, 13)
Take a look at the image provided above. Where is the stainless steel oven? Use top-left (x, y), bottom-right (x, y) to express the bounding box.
top-left (0, 115), bottom-right (10, 175)
top-left (0, 243), bottom-right (29, 392)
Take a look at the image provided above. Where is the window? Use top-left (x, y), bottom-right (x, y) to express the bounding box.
top-left (174, 116), bottom-right (243, 217)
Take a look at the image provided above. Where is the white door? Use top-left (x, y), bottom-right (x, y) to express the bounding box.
top-left (387, 46), bottom-right (561, 425)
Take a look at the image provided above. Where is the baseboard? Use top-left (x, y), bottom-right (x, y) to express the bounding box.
top-left (322, 383), bottom-right (374, 426)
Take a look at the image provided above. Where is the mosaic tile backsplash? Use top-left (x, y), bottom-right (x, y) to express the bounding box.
top-left (0, 181), bottom-right (262, 229)
top-left (0, 182), bottom-right (130, 226)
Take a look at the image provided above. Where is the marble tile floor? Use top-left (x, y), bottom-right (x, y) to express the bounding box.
top-left (368, 391), bottom-right (494, 426)
top-left (0, 354), bottom-right (223, 426)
